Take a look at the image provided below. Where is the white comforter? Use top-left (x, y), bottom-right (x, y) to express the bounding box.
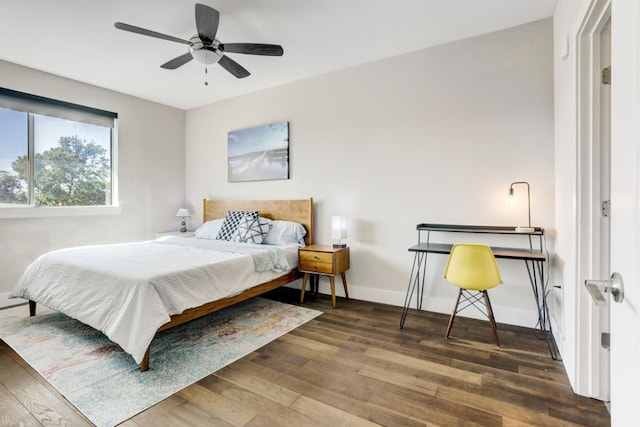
top-left (10, 237), bottom-right (296, 364)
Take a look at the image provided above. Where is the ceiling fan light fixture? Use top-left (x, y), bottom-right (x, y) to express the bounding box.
top-left (189, 37), bottom-right (222, 65)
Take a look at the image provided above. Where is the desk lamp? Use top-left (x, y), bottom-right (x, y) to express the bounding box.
top-left (508, 182), bottom-right (534, 233)
top-left (176, 208), bottom-right (192, 232)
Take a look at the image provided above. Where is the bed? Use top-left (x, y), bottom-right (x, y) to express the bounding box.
top-left (11, 198), bottom-right (314, 371)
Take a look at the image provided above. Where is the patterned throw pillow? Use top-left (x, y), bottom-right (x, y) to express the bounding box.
top-left (231, 215), bottom-right (272, 244)
top-left (216, 210), bottom-right (259, 241)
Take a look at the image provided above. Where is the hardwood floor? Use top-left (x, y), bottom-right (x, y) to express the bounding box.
top-left (0, 288), bottom-right (610, 426)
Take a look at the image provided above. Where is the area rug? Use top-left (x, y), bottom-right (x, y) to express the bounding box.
top-left (0, 297), bottom-right (322, 427)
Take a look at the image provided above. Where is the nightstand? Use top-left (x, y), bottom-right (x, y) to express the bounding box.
top-left (299, 244), bottom-right (350, 308)
top-left (156, 231), bottom-right (195, 238)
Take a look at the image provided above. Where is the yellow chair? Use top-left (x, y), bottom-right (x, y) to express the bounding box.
top-left (443, 243), bottom-right (503, 346)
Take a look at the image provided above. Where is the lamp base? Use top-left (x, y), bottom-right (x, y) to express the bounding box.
top-left (333, 243), bottom-right (347, 248)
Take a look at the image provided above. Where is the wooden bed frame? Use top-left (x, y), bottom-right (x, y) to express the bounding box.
top-left (138, 198), bottom-right (314, 371)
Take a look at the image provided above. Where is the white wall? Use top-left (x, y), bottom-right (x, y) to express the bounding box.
top-left (185, 19), bottom-right (555, 328)
top-left (0, 60), bottom-right (186, 306)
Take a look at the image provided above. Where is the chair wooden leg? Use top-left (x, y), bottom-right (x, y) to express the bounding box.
top-left (446, 289), bottom-right (463, 339)
top-left (483, 291), bottom-right (501, 347)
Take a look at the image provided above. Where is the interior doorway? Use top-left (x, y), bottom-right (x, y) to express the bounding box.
top-left (576, 2), bottom-right (611, 401)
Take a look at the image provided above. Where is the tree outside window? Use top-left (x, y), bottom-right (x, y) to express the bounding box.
top-left (0, 95), bottom-right (115, 208)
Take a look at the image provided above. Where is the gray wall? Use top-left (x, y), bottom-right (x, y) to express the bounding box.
top-left (0, 60), bottom-right (186, 306)
top-left (185, 19), bottom-right (555, 327)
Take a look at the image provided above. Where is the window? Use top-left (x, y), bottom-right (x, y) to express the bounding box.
top-left (0, 88), bottom-right (118, 212)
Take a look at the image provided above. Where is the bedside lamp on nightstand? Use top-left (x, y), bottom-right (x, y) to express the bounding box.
top-left (332, 215), bottom-right (348, 248)
top-left (176, 208), bottom-right (192, 232)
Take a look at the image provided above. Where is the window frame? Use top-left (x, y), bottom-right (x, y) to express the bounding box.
top-left (0, 87), bottom-right (120, 218)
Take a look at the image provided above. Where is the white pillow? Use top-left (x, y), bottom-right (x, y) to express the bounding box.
top-left (194, 219), bottom-right (224, 239)
top-left (263, 220), bottom-right (307, 246)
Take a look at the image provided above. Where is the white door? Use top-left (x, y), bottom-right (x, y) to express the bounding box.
top-left (608, 1), bottom-right (640, 424)
top-left (577, 3), bottom-right (611, 402)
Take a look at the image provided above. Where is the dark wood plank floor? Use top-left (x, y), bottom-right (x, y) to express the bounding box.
top-left (0, 288), bottom-right (610, 426)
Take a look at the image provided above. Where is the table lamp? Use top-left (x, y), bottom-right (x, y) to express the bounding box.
top-left (176, 208), bottom-right (192, 232)
top-left (508, 182), bottom-right (534, 233)
top-left (331, 216), bottom-right (348, 248)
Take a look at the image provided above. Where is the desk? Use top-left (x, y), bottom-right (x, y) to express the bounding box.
top-left (399, 223), bottom-right (559, 360)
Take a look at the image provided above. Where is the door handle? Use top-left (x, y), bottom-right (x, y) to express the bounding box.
top-left (585, 272), bottom-right (625, 304)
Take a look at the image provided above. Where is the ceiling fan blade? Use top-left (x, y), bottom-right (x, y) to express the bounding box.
top-left (218, 55), bottom-right (250, 78)
top-left (114, 22), bottom-right (189, 45)
top-left (195, 3), bottom-right (220, 44)
top-left (161, 52), bottom-right (194, 69)
top-left (222, 43), bottom-right (284, 56)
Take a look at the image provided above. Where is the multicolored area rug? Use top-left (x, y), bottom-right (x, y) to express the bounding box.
top-left (0, 297), bottom-right (321, 427)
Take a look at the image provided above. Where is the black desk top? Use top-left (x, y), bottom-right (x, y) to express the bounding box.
top-left (408, 243), bottom-right (546, 262)
top-left (416, 223), bottom-right (544, 236)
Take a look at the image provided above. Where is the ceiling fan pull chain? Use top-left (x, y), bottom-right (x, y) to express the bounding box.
top-left (204, 48), bottom-right (209, 86)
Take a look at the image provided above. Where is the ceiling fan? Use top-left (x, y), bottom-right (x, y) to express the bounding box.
top-left (114, 3), bottom-right (283, 83)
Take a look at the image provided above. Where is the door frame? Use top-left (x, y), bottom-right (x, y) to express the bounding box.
top-left (575, 0), bottom-right (611, 400)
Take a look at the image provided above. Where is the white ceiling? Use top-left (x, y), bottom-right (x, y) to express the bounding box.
top-left (0, 0), bottom-right (556, 110)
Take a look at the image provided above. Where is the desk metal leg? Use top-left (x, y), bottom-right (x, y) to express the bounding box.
top-left (525, 259), bottom-right (560, 360)
top-left (400, 251), bottom-right (428, 328)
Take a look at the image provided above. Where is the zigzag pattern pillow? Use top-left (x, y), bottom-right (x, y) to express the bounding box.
top-left (231, 215), bottom-right (272, 244)
top-left (216, 210), bottom-right (259, 241)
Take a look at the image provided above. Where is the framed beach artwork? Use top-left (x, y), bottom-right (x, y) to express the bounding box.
top-left (227, 121), bottom-right (290, 182)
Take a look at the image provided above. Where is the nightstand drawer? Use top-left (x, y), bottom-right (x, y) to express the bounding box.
top-left (299, 251), bottom-right (333, 274)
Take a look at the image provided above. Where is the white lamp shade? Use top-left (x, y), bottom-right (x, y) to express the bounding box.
top-left (176, 208), bottom-right (191, 217)
top-left (331, 216), bottom-right (348, 240)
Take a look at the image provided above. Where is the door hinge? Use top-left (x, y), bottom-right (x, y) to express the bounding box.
top-left (602, 67), bottom-right (611, 85)
top-left (601, 332), bottom-right (610, 350)
top-left (601, 200), bottom-right (611, 218)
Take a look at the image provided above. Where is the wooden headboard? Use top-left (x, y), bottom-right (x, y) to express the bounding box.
top-left (202, 198), bottom-right (314, 245)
